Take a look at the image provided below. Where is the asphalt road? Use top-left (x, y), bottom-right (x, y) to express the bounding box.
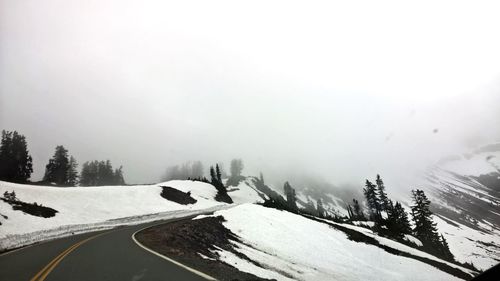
top-left (0, 217), bottom-right (211, 281)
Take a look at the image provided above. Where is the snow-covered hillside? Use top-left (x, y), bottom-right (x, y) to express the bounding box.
top-left (421, 144), bottom-right (500, 270)
top-left (196, 204), bottom-right (475, 281)
top-left (0, 180), bottom-right (232, 251)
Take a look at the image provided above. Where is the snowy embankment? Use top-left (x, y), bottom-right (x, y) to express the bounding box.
top-left (198, 204), bottom-right (475, 281)
top-left (226, 177), bottom-right (268, 204)
top-left (0, 180), bottom-right (228, 251)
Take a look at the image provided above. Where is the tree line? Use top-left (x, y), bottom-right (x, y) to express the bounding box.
top-left (162, 158), bottom-right (244, 186)
top-left (347, 174), bottom-right (454, 261)
top-left (260, 173), bottom-right (455, 263)
top-left (0, 130), bottom-right (125, 186)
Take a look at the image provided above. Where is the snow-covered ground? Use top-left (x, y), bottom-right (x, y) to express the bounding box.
top-left (226, 178), bottom-right (267, 204)
top-left (434, 215), bottom-right (500, 270)
top-left (0, 180), bottom-right (229, 251)
top-left (199, 204), bottom-right (474, 281)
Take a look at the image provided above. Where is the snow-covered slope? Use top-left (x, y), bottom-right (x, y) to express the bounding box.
top-left (421, 143), bottom-right (500, 270)
top-left (197, 204), bottom-right (474, 281)
top-left (0, 180), bottom-right (229, 251)
top-left (226, 177), bottom-right (268, 204)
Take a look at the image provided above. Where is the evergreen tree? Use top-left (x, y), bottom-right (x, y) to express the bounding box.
top-left (259, 172), bottom-right (264, 184)
top-left (67, 156), bottom-right (79, 186)
top-left (346, 203), bottom-right (354, 220)
top-left (210, 164), bottom-right (232, 203)
top-left (376, 174), bottom-right (390, 211)
top-left (216, 164), bottom-right (223, 184)
top-left (439, 233), bottom-right (454, 261)
top-left (410, 189), bottom-right (441, 248)
top-left (396, 202), bottom-right (412, 234)
top-left (387, 201), bottom-right (412, 238)
top-left (209, 164), bottom-right (225, 192)
top-left (80, 161), bottom-right (92, 186)
top-left (352, 199), bottom-right (366, 220)
top-left (44, 145), bottom-right (71, 185)
top-left (0, 130), bottom-right (33, 183)
top-left (210, 166), bottom-right (217, 186)
top-left (97, 160), bottom-right (112, 185)
top-left (230, 159), bottom-right (244, 178)
top-left (113, 166), bottom-right (125, 185)
top-left (363, 180), bottom-right (380, 220)
top-left (79, 160), bottom-right (125, 186)
top-left (227, 159), bottom-right (244, 186)
top-left (317, 198), bottom-right (325, 218)
top-left (283, 181), bottom-right (297, 211)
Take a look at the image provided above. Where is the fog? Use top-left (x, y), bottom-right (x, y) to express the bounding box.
top-left (1, 1), bottom-right (500, 189)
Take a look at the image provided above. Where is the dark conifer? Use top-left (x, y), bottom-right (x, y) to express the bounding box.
top-left (411, 189), bottom-right (441, 249)
top-left (0, 130), bottom-right (33, 183)
top-left (67, 156), bottom-right (79, 186)
top-left (352, 199), bottom-right (366, 220)
top-left (43, 145), bottom-right (70, 185)
top-left (113, 166), bottom-right (125, 185)
top-left (210, 166), bottom-right (217, 186)
top-left (317, 198), bottom-right (325, 218)
top-left (376, 174), bottom-right (390, 211)
top-left (79, 160), bottom-right (124, 186)
top-left (363, 180), bottom-right (380, 221)
top-left (216, 164), bottom-right (223, 184)
top-left (284, 181), bottom-right (298, 211)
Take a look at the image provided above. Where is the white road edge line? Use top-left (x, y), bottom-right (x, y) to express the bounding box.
top-left (131, 221), bottom-right (217, 281)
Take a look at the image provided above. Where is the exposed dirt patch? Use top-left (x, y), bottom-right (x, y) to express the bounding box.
top-left (160, 186), bottom-right (197, 205)
top-left (1, 198), bottom-right (58, 218)
top-left (136, 216), bottom-right (273, 281)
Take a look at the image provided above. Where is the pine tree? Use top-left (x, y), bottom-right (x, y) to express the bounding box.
top-left (347, 203), bottom-right (354, 220)
top-left (395, 202), bottom-right (412, 234)
top-left (411, 189), bottom-right (441, 248)
top-left (317, 198), bottom-right (325, 218)
top-left (210, 166), bottom-right (217, 186)
top-left (80, 161), bottom-right (91, 186)
top-left (210, 163), bottom-right (232, 203)
top-left (376, 174), bottom-right (390, 211)
top-left (283, 181), bottom-right (297, 211)
top-left (113, 166), bottom-right (125, 185)
top-left (216, 164), bottom-right (223, 184)
top-left (387, 201), bottom-right (412, 238)
top-left (44, 145), bottom-right (71, 185)
top-left (227, 159), bottom-right (244, 186)
top-left (352, 199), bottom-right (366, 220)
top-left (363, 180), bottom-right (380, 221)
top-left (0, 130), bottom-right (33, 183)
top-left (439, 233), bottom-right (454, 261)
top-left (80, 160), bottom-right (124, 186)
top-left (230, 159), bottom-right (244, 178)
top-left (67, 156), bottom-right (79, 186)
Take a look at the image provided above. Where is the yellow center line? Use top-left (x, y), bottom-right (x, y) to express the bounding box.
top-left (30, 232), bottom-right (107, 281)
top-left (29, 243), bottom-right (80, 281)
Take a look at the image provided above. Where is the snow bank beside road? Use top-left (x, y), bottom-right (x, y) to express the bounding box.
top-left (0, 180), bottom-right (225, 251)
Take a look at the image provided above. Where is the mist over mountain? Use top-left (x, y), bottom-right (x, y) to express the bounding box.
top-left (2, 0), bottom-right (500, 189)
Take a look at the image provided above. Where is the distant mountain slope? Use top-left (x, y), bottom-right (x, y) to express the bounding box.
top-left (422, 144), bottom-right (500, 270)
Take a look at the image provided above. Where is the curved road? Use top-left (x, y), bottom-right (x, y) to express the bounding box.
top-left (0, 217), bottom-right (211, 281)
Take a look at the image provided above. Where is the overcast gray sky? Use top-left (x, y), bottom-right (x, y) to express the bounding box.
top-left (1, 0), bottom-right (500, 186)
